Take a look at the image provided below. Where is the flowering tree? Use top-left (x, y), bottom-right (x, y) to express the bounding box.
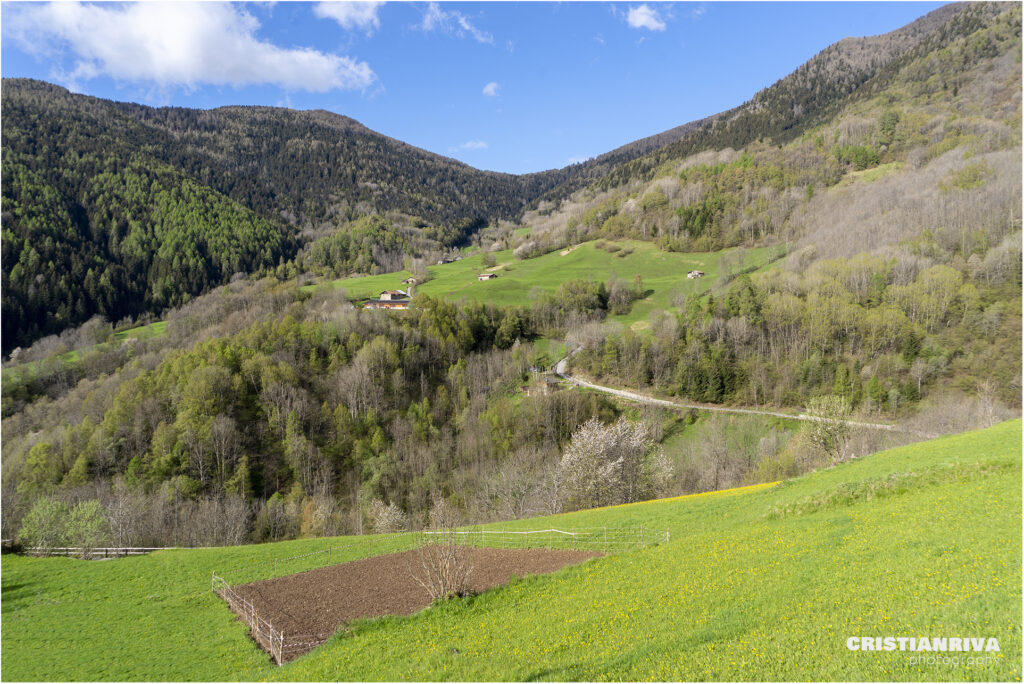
top-left (556, 417), bottom-right (672, 511)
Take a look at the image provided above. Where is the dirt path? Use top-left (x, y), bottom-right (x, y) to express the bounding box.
top-left (554, 350), bottom-right (932, 437)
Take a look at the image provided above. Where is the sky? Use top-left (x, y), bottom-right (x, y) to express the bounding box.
top-left (1, 1), bottom-right (948, 175)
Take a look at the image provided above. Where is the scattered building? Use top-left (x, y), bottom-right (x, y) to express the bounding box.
top-left (687, 270), bottom-right (705, 279)
top-left (364, 299), bottom-right (410, 310)
top-left (401, 277), bottom-right (417, 285)
top-left (477, 273), bottom-right (498, 281)
top-left (379, 289), bottom-right (408, 301)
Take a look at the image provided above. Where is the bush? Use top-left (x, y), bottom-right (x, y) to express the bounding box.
top-left (411, 498), bottom-right (473, 601)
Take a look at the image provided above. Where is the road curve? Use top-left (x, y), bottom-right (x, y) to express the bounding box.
top-left (554, 353), bottom-right (930, 436)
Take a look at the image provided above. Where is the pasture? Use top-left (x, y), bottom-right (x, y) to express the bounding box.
top-left (1, 420), bottom-right (1020, 681)
top-left (318, 240), bottom-right (778, 329)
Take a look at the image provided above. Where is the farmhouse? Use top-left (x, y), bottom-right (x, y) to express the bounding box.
top-left (364, 299), bottom-right (410, 310)
top-left (401, 277), bottom-right (417, 285)
top-left (477, 273), bottom-right (498, 281)
top-left (378, 290), bottom-right (408, 301)
top-left (687, 270), bottom-right (705, 279)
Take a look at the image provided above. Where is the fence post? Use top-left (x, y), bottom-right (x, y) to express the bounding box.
top-left (274, 559), bottom-right (277, 577)
top-left (604, 526), bottom-right (607, 553)
top-left (329, 545), bottom-right (332, 564)
top-left (211, 570), bottom-right (215, 592)
top-left (640, 525), bottom-right (644, 548)
top-left (666, 528), bottom-right (670, 544)
top-left (502, 528), bottom-right (505, 549)
top-left (572, 528), bottom-right (576, 550)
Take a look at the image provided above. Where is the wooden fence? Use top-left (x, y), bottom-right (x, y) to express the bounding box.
top-left (211, 525), bottom-right (664, 665)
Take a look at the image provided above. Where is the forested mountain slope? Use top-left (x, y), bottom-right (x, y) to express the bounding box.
top-left (1, 2), bottom-right (1020, 549)
top-left (0, 80), bottom-right (556, 353)
top-left (0, 3), bottom-right (1006, 352)
top-left (534, 1), bottom-right (977, 200)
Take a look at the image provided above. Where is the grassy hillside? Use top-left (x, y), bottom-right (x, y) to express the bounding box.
top-left (3, 420), bottom-right (1019, 681)
top-left (321, 240), bottom-right (778, 329)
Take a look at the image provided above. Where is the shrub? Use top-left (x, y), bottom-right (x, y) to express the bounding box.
top-left (411, 498), bottom-right (473, 601)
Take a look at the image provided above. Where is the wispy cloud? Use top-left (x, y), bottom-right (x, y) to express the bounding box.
top-left (5, 2), bottom-right (376, 92)
top-left (626, 4), bottom-right (666, 31)
top-left (421, 2), bottom-right (493, 44)
top-left (313, 2), bottom-right (385, 35)
top-left (482, 81), bottom-right (500, 97)
top-left (460, 140), bottom-right (488, 150)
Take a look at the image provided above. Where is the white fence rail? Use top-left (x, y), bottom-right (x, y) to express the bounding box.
top-left (211, 525), bottom-right (665, 664)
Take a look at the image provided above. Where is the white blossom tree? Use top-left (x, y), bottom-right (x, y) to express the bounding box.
top-left (556, 417), bottom-right (672, 512)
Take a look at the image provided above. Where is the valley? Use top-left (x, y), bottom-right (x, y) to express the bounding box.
top-left (0, 3), bottom-right (1021, 680)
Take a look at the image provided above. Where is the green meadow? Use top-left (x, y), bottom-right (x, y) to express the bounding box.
top-left (3, 420), bottom-right (1020, 681)
top-left (316, 240), bottom-right (777, 329)
top-left (2, 320), bottom-right (167, 385)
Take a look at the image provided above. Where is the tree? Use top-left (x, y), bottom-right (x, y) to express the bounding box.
top-left (804, 395), bottom-right (852, 464)
top-left (68, 500), bottom-right (111, 558)
top-left (555, 417), bottom-right (672, 511)
top-left (369, 498), bottom-right (407, 533)
top-left (18, 498), bottom-right (70, 549)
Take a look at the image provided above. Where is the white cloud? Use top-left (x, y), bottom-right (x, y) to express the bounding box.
top-left (627, 4), bottom-right (666, 31)
top-left (482, 81), bottom-right (500, 97)
top-left (314, 2), bottom-right (384, 35)
top-left (5, 2), bottom-right (375, 92)
top-left (460, 140), bottom-right (488, 150)
top-left (420, 2), bottom-right (493, 44)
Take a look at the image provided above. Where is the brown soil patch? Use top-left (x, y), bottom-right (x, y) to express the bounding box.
top-left (230, 546), bottom-right (600, 660)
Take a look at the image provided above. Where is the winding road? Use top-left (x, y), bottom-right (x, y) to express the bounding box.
top-left (554, 351), bottom-right (932, 437)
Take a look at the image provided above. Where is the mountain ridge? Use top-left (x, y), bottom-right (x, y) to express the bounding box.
top-left (2, 1), bottom-right (1012, 351)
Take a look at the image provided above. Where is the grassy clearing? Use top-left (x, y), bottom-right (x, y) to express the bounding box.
top-left (2, 420), bottom-right (1020, 681)
top-left (839, 161), bottom-right (905, 185)
top-left (318, 240), bottom-right (775, 329)
top-left (3, 321), bottom-right (168, 384)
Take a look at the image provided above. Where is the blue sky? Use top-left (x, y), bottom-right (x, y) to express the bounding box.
top-left (2, 1), bottom-right (947, 174)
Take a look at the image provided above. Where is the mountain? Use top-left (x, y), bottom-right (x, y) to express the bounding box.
top-left (0, 80), bottom-right (567, 352)
top-left (0, 2), bottom-right (1011, 352)
top-left (0, 0), bottom-right (1019, 562)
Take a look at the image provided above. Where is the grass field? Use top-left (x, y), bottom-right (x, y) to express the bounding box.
top-left (2, 420), bottom-right (1020, 681)
top-left (315, 240), bottom-right (777, 329)
top-left (2, 321), bottom-right (167, 385)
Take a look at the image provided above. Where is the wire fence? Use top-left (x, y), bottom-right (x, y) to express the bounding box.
top-left (212, 525), bottom-right (665, 665)
top-left (18, 546), bottom-right (176, 559)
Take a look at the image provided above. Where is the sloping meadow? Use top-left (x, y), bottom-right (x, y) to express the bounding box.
top-left (2, 420), bottom-right (1020, 681)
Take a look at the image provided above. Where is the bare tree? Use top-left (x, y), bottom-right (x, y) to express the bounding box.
top-left (411, 497), bottom-right (474, 601)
